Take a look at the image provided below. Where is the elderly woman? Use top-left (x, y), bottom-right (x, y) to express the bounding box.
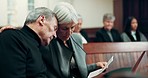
top-left (121, 16), bottom-right (147, 42)
top-left (40, 2), bottom-right (107, 78)
top-left (95, 13), bottom-right (122, 42)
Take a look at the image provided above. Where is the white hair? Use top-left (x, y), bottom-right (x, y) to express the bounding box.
top-left (53, 2), bottom-right (78, 24)
top-left (25, 7), bottom-right (55, 24)
top-left (103, 13), bottom-right (115, 22)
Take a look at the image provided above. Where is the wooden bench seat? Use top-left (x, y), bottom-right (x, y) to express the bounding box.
top-left (83, 42), bottom-right (148, 78)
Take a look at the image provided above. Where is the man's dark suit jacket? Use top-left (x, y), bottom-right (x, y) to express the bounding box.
top-left (0, 26), bottom-right (47, 78)
top-left (95, 27), bottom-right (122, 42)
top-left (80, 29), bottom-right (90, 42)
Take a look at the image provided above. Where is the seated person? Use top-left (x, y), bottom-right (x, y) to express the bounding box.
top-left (0, 7), bottom-right (58, 78)
top-left (94, 13), bottom-right (122, 42)
top-left (41, 2), bottom-right (107, 78)
top-left (80, 29), bottom-right (90, 42)
top-left (73, 14), bottom-right (88, 44)
top-left (121, 16), bottom-right (147, 42)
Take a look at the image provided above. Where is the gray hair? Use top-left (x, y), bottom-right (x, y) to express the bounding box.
top-left (77, 14), bottom-right (83, 21)
top-left (53, 2), bottom-right (78, 24)
top-left (25, 7), bottom-right (56, 24)
top-left (103, 13), bottom-right (115, 22)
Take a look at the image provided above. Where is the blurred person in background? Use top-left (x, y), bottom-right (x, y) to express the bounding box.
top-left (121, 16), bottom-right (147, 42)
top-left (73, 14), bottom-right (89, 45)
top-left (95, 13), bottom-right (122, 42)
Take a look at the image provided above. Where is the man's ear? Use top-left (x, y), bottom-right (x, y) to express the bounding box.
top-left (38, 15), bottom-right (45, 26)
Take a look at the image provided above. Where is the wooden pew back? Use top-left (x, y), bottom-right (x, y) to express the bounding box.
top-left (84, 42), bottom-right (148, 74)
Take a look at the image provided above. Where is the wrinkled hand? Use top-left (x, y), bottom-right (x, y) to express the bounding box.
top-left (0, 25), bottom-right (14, 33)
top-left (96, 62), bottom-right (107, 68)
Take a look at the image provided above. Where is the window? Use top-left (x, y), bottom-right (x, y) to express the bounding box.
top-left (28, 0), bottom-right (34, 11)
top-left (7, 0), bottom-right (15, 10)
top-left (7, 13), bottom-right (13, 24)
top-left (7, 0), bottom-right (15, 25)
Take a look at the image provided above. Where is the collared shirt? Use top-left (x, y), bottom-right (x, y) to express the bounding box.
top-left (107, 31), bottom-right (114, 42)
top-left (131, 31), bottom-right (137, 40)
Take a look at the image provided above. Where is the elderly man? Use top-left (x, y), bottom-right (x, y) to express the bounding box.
top-left (95, 13), bottom-right (122, 42)
top-left (0, 7), bottom-right (58, 78)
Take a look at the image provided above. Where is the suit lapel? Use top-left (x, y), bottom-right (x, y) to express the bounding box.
top-left (54, 39), bottom-right (73, 78)
top-left (102, 28), bottom-right (112, 42)
top-left (136, 31), bottom-right (140, 41)
top-left (70, 36), bottom-right (88, 78)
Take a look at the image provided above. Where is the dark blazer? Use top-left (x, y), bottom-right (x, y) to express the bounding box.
top-left (95, 27), bottom-right (122, 42)
top-left (0, 26), bottom-right (47, 78)
top-left (41, 35), bottom-right (98, 78)
top-left (121, 31), bottom-right (147, 42)
top-left (80, 29), bottom-right (90, 42)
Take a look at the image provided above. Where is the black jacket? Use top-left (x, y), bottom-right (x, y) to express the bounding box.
top-left (0, 26), bottom-right (48, 78)
top-left (95, 27), bottom-right (122, 42)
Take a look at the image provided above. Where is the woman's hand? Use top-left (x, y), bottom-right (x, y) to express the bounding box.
top-left (96, 62), bottom-right (107, 68)
top-left (0, 25), bottom-right (14, 33)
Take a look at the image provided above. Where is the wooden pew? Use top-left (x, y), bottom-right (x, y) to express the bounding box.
top-left (81, 27), bottom-right (100, 42)
top-left (83, 42), bottom-right (148, 78)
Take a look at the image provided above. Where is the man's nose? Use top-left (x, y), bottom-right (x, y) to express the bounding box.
top-left (53, 32), bottom-right (57, 39)
top-left (68, 28), bottom-right (73, 34)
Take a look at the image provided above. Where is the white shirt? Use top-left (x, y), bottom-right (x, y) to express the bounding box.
top-left (77, 33), bottom-right (87, 44)
top-left (131, 31), bottom-right (137, 40)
